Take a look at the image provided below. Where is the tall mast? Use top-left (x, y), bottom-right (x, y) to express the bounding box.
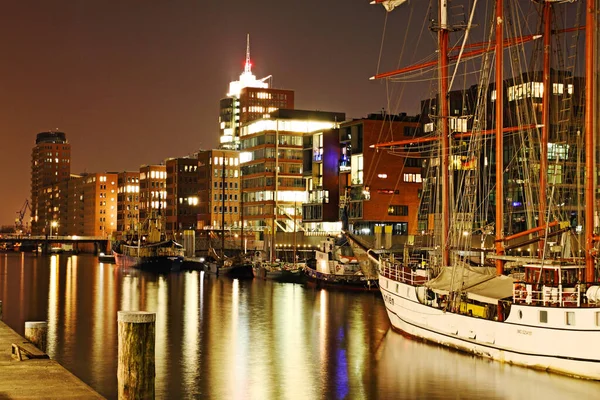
top-left (439, 0), bottom-right (450, 267)
top-left (222, 152), bottom-right (226, 259)
top-left (585, 0), bottom-right (596, 283)
top-left (271, 123), bottom-right (279, 263)
top-left (241, 181), bottom-right (245, 254)
top-left (293, 200), bottom-right (297, 266)
top-left (495, 0), bottom-right (505, 275)
top-left (539, 1), bottom-right (552, 234)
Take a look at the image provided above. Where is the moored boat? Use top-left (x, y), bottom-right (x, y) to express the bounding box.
top-left (303, 237), bottom-right (378, 291)
top-left (254, 261), bottom-right (307, 283)
top-left (112, 210), bottom-right (184, 272)
top-left (367, 0), bottom-right (600, 380)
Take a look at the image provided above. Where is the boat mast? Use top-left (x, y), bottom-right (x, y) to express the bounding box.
top-left (585, 0), bottom-right (596, 283)
top-left (293, 199), bottom-right (297, 266)
top-left (222, 152), bottom-right (226, 259)
top-left (495, 0), bottom-right (505, 275)
top-left (241, 181), bottom-right (245, 254)
top-left (439, 0), bottom-right (450, 267)
top-left (539, 1), bottom-right (552, 236)
top-left (272, 123), bottom-right (279, 263)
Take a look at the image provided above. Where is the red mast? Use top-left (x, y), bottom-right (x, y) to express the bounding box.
top-left (495, 0), bottom-right (505, 276)
top-left (585, 0), bottom-right (596, 283)
top-left (439, 0), bottom-right (450, 268)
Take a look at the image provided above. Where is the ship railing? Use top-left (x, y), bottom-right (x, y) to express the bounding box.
top-left (512, 282), bottom-right (581, 307)
top-left (380, 260), bottom-right (428, 286)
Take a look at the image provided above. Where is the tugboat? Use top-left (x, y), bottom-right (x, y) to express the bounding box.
top-left (112, 209), bottom-right (184, 272)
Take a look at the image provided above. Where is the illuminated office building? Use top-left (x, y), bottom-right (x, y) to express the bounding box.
top-left (139, 164), bottom-right (167, 222)
top-left (219, 35), bottom-right (294, 150)
top-left (67, 172), bottom-right (118, 237)
top-left (116, 171), bottom-right (140, 233)
top-left (197, 149), bottom-right (241, 231)
top-left (239, 109), bottom-right (344, 234)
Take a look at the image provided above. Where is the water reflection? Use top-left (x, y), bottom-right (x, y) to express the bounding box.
top-left (1, 253), bottom-right (600, 399)
top-left (47, 255), bottom-right (58, 356)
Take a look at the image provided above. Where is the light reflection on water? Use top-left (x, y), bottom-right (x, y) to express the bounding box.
top-left (1, 253), bottom-right (600, 399)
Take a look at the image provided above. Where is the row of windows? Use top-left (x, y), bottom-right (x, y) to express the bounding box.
top-left (140, 170), bottom-right (167, 180)
top-left (404, 173), bottom-right (423, 183)
top-left (526, 309), bottom-right (583, 327)
top-left (214, 168), bottom-right (239, 178)
top-left (214, 194), bottom-right (239, 201)
top-left (388, 205), bottom-right (409, 216)
top-left (213, 206), bottom-right (239, 213)
top-left (213, 181), bottom-right (239, 189)
top-left (180, 165), bottom-right (198, 172)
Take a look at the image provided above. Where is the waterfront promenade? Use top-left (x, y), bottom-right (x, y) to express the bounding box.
top-left (0, 320), bottom-right (103, 399)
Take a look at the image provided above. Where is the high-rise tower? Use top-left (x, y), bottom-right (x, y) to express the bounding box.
top-left (30, 131), bottom-right (71, 235)
top-left (219, 35), bottom-right (295, 150)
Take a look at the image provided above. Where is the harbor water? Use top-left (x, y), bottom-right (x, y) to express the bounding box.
top-left (1, 252), bottom-right (599, 399)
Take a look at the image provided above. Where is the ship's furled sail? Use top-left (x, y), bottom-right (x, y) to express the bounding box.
top-left (371, 0), bottom-right (409, 12)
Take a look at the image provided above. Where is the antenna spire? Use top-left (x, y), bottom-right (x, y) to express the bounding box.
top-left (244, 34), bottom-right (252, 73)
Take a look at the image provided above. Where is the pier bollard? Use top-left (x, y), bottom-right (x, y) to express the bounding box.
top-left (118, 311), bottom-right (156, 400)
top-left (24, 321), bottom-right (47, 352)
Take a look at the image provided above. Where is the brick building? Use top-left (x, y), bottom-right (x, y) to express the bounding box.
top-left (165, 157), bottom-right (200, 234)
top-left (30, 131), bottom-right (71, 235)
top-left (340, 113), bottom-right (422, 236)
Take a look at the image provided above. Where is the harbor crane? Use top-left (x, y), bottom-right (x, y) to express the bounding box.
top-left (15, 199), bottom-right (31, 235)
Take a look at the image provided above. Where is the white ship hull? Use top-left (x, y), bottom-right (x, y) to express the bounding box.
top-left (380, 274), bottom-right (600, 380)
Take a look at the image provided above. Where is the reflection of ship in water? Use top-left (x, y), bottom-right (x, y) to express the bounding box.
top-left (376, 329), bottom-right (600, 399)
top-left (112, 209), bottom-right (184, 272)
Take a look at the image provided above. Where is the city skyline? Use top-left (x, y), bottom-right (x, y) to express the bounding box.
top-left (0, 1), bottom-right (426, 227)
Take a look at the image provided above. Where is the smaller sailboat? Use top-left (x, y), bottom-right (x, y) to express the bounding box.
top-left (252, 245), bottom-right (307, 283)
top-left (203, 230), bottom-right (254, 278)
top-left (252, 199), bottom-right (306, 283)
top-left (112, 209), bottom-right (184, 272)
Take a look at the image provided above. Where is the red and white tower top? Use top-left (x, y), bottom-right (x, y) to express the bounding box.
top-left (227, 34), bottom-right (269, 97)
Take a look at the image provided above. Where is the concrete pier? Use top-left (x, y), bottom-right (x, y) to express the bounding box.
top-left (0, 320), bottom-right (103, 399)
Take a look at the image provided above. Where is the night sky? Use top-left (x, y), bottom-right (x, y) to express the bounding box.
top-left (0, 1), bottom-right (433, 227)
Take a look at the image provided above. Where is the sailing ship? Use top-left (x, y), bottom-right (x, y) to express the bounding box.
top-left (365, 0), bottom-right (600, 379)
top-left (112, 209), bottom-right (184, 272)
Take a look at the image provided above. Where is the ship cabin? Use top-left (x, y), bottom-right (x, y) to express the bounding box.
top-left (513, 264), bottom-right (584, 307)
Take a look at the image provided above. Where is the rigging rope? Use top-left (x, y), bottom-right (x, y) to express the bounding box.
top-left (449, 0), bottom-right (479, 90)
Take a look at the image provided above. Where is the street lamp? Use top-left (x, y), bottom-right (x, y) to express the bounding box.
top-left (50, 221), bottom-right (58, 238)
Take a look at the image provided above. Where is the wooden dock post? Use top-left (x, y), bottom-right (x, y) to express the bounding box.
top-left (117, 311), bottom-right (156, 400)
top-left (24, 321), bottom-right (47, 352)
